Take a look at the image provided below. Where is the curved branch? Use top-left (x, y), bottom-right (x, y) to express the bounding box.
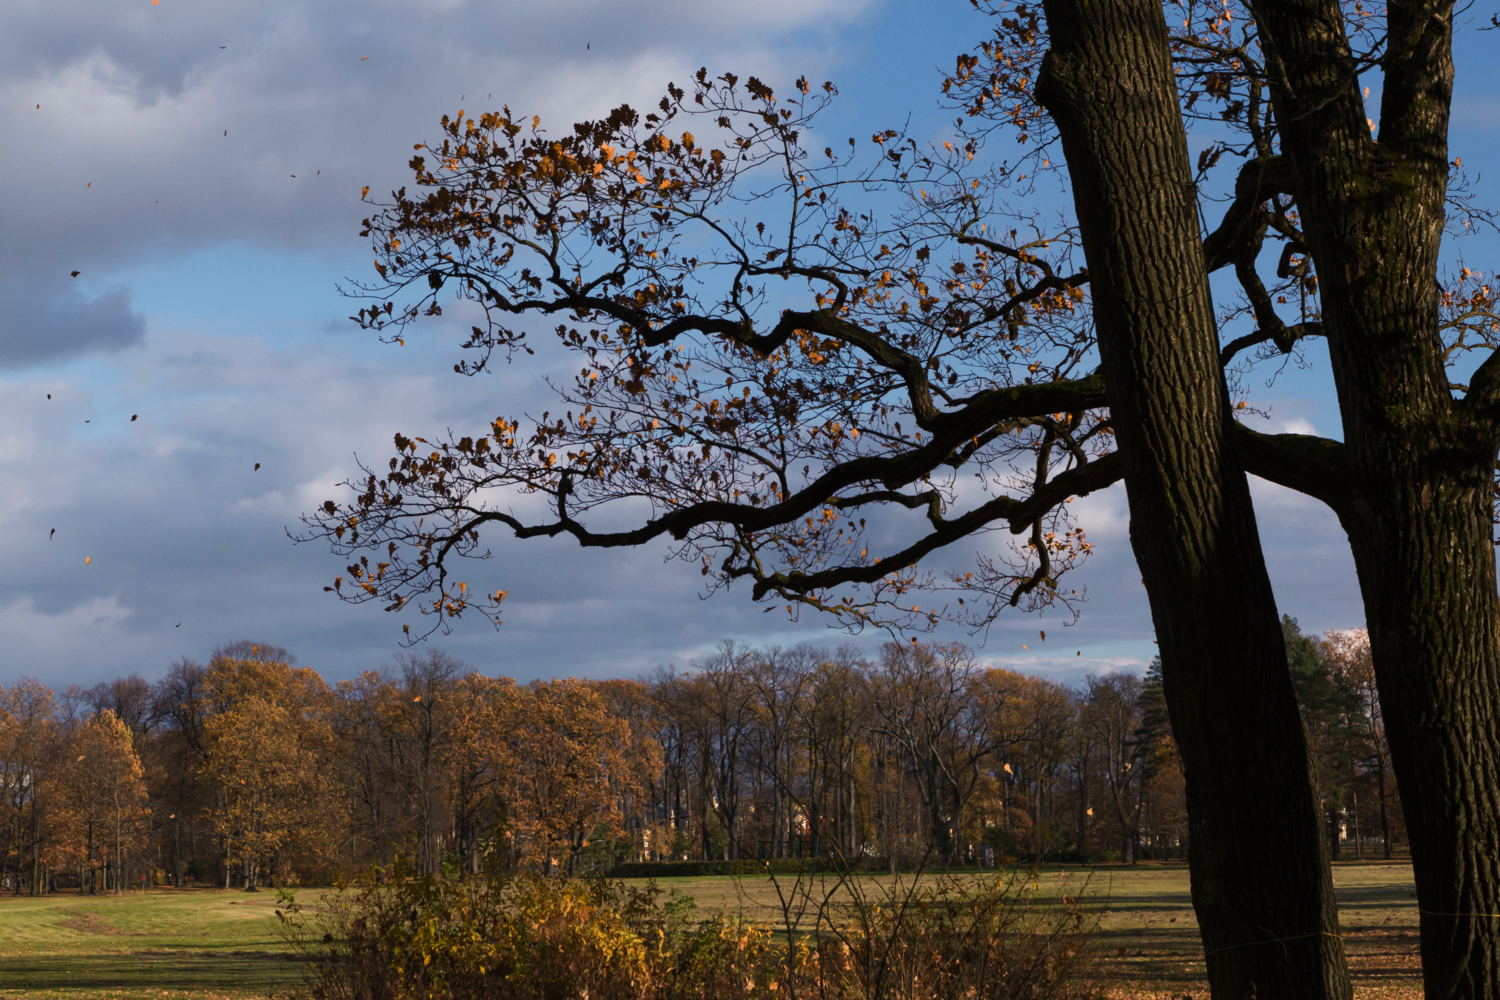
top-left (1220, 321), bottom-right (1324, 366)
top-left (1005, 450), bottom-right (1126, 531)
top-left (1233, 421), bottom-right (1352, 514)
top-left (387, 372), bottom-right (1110, 555)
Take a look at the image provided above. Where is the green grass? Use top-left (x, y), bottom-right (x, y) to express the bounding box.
top-left (0, 862), bottom-right (1424, 999)
top-left (0, 887), bottom-right (303, 999)
top-left (627, 860), bottom-right (1423, 996)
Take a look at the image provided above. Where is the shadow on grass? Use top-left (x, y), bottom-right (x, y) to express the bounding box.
top-left (0, 951), bottom-right (306, 998)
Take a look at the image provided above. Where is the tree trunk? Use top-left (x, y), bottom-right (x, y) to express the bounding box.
top-left (1034, 2), bottom-right (1351, 998)
top-left (1352, 785), bottom-right (1361, 861)
top-left (1248, 1), bottom-right (1500, 994)
top-left (1378, 774), bottom-right (1392, 861)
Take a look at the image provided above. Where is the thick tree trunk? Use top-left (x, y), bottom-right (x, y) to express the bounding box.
top-left (1251, 1), bottom-right (1500, 995)
top-left (1035, 2), bottom-right (1351, 998)
top-left (1346, 485), bottom-right (1500, 999)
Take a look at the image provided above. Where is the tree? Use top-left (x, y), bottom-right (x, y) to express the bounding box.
top-left (203, 697), bottom-right (337, 890)
top-left (383, 649), bottom-right (464, 876)
top-left (489, 679), bottom-right (652, 874)
top-left (870, 643), bottom-right (1008, 865)
top-left (54, 710), bottom-right (149, 895)
top-left (1084, 673), bottom-right (1146, 863)
top-left (0, 680), bottom-right (59, 896)
top-left (299, 1), bottom-right (1500, 993)
top-left (1322, 628), bottom-right (1397, 860)
top-left (1284, 616), bottom-right (1361, 857)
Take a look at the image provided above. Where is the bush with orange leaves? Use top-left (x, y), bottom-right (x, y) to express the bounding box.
top-left (277, 862), bottom-right (1097, 1000)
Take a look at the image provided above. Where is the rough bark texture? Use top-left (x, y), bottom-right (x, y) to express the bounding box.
top-left (1036, 2), bottom-right (1351, 998)
top-left (1252, 1), bottom-right (1500, 995)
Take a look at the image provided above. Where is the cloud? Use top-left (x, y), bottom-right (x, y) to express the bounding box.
top-left (0, 0), bottom-right (1393, 687)
top-left (0, 277), bottom-right (145, 368)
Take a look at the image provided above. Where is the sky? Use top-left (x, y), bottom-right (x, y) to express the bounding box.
top-left (1, 0), bottom-right (1496, 689)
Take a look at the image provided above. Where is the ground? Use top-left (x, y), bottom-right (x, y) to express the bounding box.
top-left (0, 860), bottom-right (1421, 999)
top-left (0, 887), bottom-right (298, 999)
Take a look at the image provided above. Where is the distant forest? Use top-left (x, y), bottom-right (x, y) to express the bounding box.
top-left (0, 618), bottom-right (1397, 894)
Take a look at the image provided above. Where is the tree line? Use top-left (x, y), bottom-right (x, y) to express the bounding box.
top-left (0, 622), bottom-right (1396, 894)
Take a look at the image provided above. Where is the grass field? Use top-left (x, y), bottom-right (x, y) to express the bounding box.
top-left (0, 887), bottom-right (299, 999)
top-left (0, 861), bottom-right (1422, 999)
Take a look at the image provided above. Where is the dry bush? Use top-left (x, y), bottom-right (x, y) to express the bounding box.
top-left (276, 862), bottom-right (1098, 1000)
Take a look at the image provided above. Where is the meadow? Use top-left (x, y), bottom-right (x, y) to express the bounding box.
top-left (0, 861), bottom-right (1421, 1000)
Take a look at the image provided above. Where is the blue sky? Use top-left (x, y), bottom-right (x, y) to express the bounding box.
top-left (1, 0), bottom-right (1495, 687)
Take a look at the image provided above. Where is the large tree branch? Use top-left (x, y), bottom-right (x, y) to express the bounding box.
top-left (1202, 155), bottom-right (1295, 274)
top-left (746, 491), bottom-right (1024, 601)
top-left (1233, 421), bottom-right (1353, 514)
top-left (1006, 450), bottom-right (1125, 532)
top-left (1462, 348), bottom-right (1500, 423)
top-left (422, 371), bottom-right (1110, 554)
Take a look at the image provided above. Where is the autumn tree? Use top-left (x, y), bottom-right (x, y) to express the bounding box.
top-left (490, 679), bottom-right (654, 873)
top-left (199, 650), bottom-right (337, 889)
top-left (383, 649), bottom-right (465, 876)
top-left (0, 680), bottom-right (59, 895)
top-left (870, 643), bottom-right (1010, 865)
top-left (1083, 673), bottom-right (1146, 863)
top-left (204, 696), bottom-right (338, 890)
top-left (53, 710), bottom-right (150, 895)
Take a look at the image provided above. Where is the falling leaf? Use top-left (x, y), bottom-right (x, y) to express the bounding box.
top-left (130, 414), bottom-right (138, 421)
top-left (1076, 651), bottom-right (1081, 656)
top-left (413, 695), bottom-right (422, 702)
top-left (1022, 644), bottom-right (1029, 650)
top-left (77, 755), bottom-right (86, 762)
top-left (49, 529), bottom-right (55, 540)
top-left (175, 623), bottom-right (181, 627)
top-left (87, 182), bottom-right (91, 188)
top-left (71, 271), bottom-right (80, 277)
top-left (1039, 630), bottom-right (1046, 641)
top-left (361, 56), bottom-right (369, 61)
top-left (85, 556), bottom-right (91, 564)
top-left (254, 463), bottom-right (261, 471)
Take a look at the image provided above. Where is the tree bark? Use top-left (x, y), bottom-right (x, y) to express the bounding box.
top-left (1035, 1), bottom-right (1351, 997)
top-left (1249, 1), bottom-right (1500, 994)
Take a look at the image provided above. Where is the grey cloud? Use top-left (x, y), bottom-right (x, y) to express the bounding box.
top-left (0, 278), bottom-right (144, 368)
top-left (0, 0), bottom-right (1385, 689)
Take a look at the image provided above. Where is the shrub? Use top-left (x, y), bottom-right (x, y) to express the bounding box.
top-left (276, 861), bottom-right (1099, 1000)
